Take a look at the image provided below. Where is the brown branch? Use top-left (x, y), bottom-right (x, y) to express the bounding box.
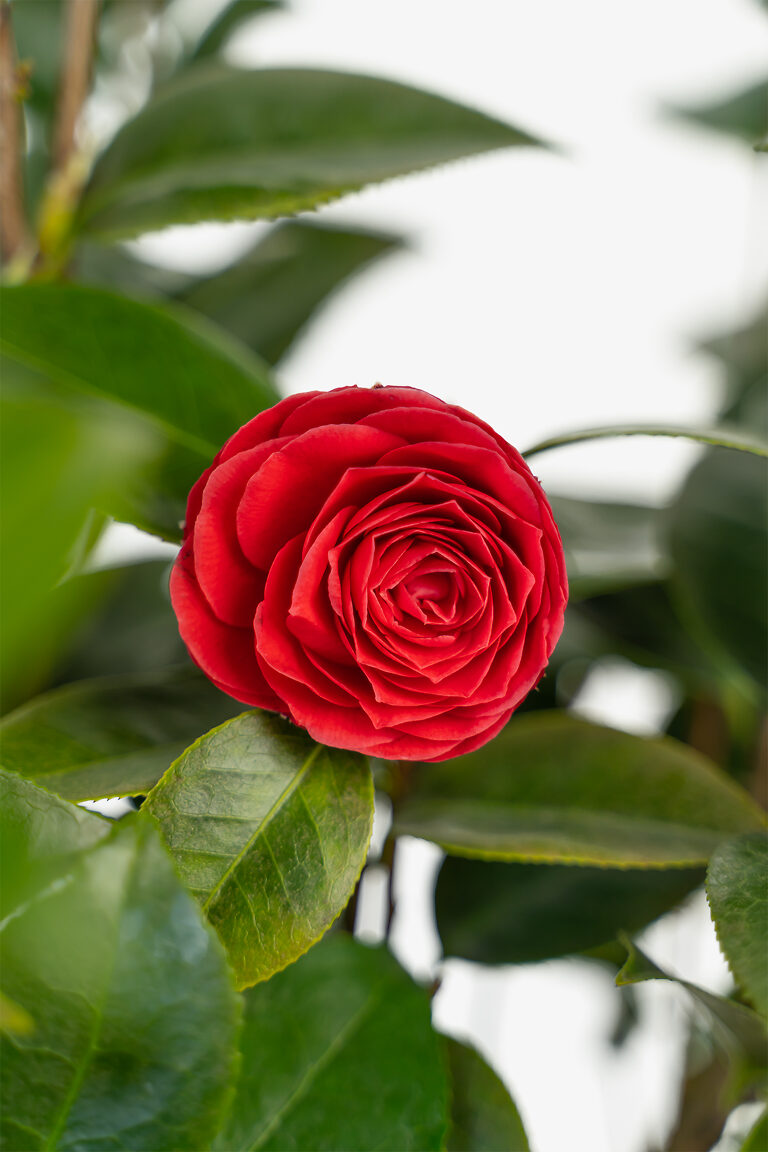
top-left (0, 1), bottom-right (28, 262)
top-left (53, 0), bottom-right (100, 172)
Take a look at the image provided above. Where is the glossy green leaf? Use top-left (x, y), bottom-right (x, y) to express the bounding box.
top-left (548, 494), bottom-right (665, 599)
top-left (78, 65), bottom-right (542, 239)
top-left (0, 774), bottom-right (241, 1151)
top-left (177, 218), bottom-right (404, 364)
top-left (0, 283), bottom-right (278, 539)
top-left (667, 448), bottom-right (767, 693)
top-left (523, 422), bottom-right (768, 459)
top-left (0, 377), bottom-right (157, 712)
top-left (707, 834), bottom-right (768, 1019)
top-left (214, 933), bottom-right (448, 1151)
top-left (146, 711), bottom-right (374, 987)
top-left (444, 1038), bottom-right (529, 1151)
top-left (396, 713), bottom-right (765, 867)
top-left (667, 78), bottom-right (768, 147)
top-left (190, 0), bottom-right (284, 60)
top-left (741, 1108), bottom-right (768, 1151)
top-left (436, 856), bottom-right (703, 965)
top-left (0, 665), bottom-right (244, 801)
top-left (617, 937), bottom-right (768, 1072)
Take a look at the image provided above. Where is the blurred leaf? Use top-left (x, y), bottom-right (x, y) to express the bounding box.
top-left (0, 992), bottom-right (34, 1038)
top-left (617, 936), bottom-right (768, 1073)
top-left (667, 448), bottom-right (767, 693)
top-left (741, 1108), bottom-right (768, 1151)
top-left (0, 665), bottom-right (244, 801)
top-left (213, 933), bottom-right (448, 1151)
top-left (52, 559), bottom-right (186, 684)
top-left (73, 241), bottom-right (196, 299)
top-left (0, 769), bottom-right (109, 912)
top-left (0, 376), bottom-right (157, 712)
top-left (190, 0), bottom-right (284, 61)
top-left (667, 78), bottom-right (768, 146)
top-left (78, 65), bottom-right (543, 239)
top-left (698, 298), bottom-right (768, 412)
top-left (571, 579), bottom-right (717, 685)
top-left (146, 711), bottom-right (374, 987)
top-left (0, 283), bottom-right (278, 539)
top-left (444, 1038), bottom-right (529, 1151)
top-left (396, 713), bottom-right (765, 867)
top-left (707, 834), bottom-right (768, 1018)
top-left (524, 423), bottom-right (768, 459)
top-left (0, 773), bottom-right (241, 1152)
top-left (435, 856), bottom-right (703, 965)
top-left (177, 219), bottom-right (404, 364)
top-left (548, 494), bottom-right (665, 599)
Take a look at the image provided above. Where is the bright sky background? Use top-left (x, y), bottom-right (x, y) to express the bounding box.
top-left (115, 2), bottom-right (768, 1148)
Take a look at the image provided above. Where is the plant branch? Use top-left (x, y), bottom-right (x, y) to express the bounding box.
top-left (0, 0), bottom-right (28, 262)
top-left (53, 0), bottom-right (100, 173)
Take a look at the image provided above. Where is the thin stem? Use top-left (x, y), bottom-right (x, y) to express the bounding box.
top-left (53, 0), bottom-right (100, 173)
top-left (522, 423), bottom-right (768, 460)
top-left (0, 1), bottom-right (28, 262)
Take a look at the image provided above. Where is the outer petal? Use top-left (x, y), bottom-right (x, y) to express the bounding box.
top-left (170, 550), bottom-right (282, 710)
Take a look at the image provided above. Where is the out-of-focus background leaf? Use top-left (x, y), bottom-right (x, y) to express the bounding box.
top-left (78, 66), bottom-right (542, 240)
top-left (0, 770), bottom-right (240, 1152)
top-left (396, 713), bottom-right (764, 867)
top-left (0, 665), bottom-right (243, 801)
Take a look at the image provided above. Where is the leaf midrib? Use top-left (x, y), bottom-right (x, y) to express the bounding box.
top-left (42, 833), bottom-right (138, 1151)
top-left (249, 981), bottom-right (388, 1151)
top-left (200, 743), bottom-right (323, 914)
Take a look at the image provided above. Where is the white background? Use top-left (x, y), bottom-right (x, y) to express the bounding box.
top-left (107, 1), bottom-right (768, 1148)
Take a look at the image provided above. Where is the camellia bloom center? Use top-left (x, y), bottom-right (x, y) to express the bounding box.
top-left (171, 385), bottom-right (568, 760)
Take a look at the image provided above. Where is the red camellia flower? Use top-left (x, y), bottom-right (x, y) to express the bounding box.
top-left (171, 386), bottom-right (568, 761)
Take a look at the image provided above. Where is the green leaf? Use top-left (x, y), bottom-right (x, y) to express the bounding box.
top-left (444, 1038), bottom-right (529, 1151)
top-left (177, 218), bottom-right (404, 365)
top-left (741, 1108), bottom-right (768, 1151)
top-left (0, 282), bottom-right (278, 540)
top-left (0, 665), bottom-right (244, 801)
top-left (0, 992), bottom-right (34, 1038)
top-left (707, 834), bottom-right (768, 1019)
top-left (523, 422), bottom-right (768, 460)
top-left (667, 78), bottom-right (768, 147)
top-left (52, 559), bottom-right (187, 684)
top-left (190, 0), bottom-right (284, 61)
top-left (0, 376), bottom-right (157, 712)
top-left (395, 713), bottom-right (765, 868)
top-left (616, 936), bottom-right (768, 1072)
top-left (667, 448), bottom-right (768, 692)
top-left (213, 933), bottom-right (448, 1151)
top-left (0, 773), bottom-right (241, 1151)
top-left (78, 65), bottom-right (543, 239)
top-left (146, 711), bottom-right (374, 987)
top-left (548, 494), bottom-right (665, 599)
top-left (570, 579), bottom-right (718, 686)
top-left (436, 856), bottom-right (703, 965)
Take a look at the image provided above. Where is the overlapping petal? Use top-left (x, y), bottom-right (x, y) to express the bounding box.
top-left (171, 385), bottom-right (567, 761)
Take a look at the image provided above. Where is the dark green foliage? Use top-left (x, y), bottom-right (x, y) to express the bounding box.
top-left (436, 857), bottom-right (704, 964)
top-left (214, 934), bottom-right (448, 1151)
top-left (0, 772), bottom-right (240, 1151)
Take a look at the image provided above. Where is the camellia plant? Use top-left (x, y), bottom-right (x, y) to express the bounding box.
top-left (0, 2), bottom-right (766, 1151)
